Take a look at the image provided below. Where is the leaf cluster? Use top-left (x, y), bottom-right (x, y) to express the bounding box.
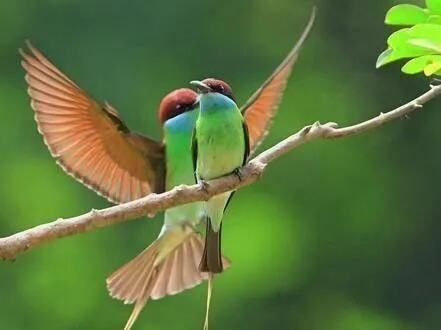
top-left (377, 0), bottom-right (441, 76)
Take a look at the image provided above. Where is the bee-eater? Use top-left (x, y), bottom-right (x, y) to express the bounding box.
top-left (106, 88), bottom-right (227, 330)
top-left (19, 8), bottom-right (314, 329)
top-left (191, 79), bottom-right (248, 275)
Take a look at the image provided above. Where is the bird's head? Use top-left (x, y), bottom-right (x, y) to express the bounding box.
top-left (158, 88), bottom-right (199, 124)
top-left (190, 78), bottom-right (236, 102)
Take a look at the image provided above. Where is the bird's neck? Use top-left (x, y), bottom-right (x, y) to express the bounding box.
top-left (199, 93), bottom-right (238, 116)
top-left (163, 109), bottom-right (198, 134)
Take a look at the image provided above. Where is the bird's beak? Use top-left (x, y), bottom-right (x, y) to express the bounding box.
top-left (190, 80), bottom-right (212, 93)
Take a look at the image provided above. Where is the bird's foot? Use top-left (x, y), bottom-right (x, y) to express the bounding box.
top-left (198, 179), bottom-right (210, 193)
top-left (233, 167), bottom-right (244, 181)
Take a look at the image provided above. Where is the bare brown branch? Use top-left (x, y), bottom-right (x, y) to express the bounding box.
top-left (1, 84), bottom-right (440, 261)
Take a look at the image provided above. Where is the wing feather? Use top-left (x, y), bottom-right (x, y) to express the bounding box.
top-left (21, 42), bottom-right (165, 203)
top-left (241, 8), bottom-right (316, 154)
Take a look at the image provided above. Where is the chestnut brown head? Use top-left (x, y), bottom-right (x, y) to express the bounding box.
top-left (158, 88), bottom-right (198, 123)
top-left (190, 78), bottom-right (235, 101)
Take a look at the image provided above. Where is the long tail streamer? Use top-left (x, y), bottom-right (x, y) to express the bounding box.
top-left (203, 273), bottom-right (214, 330)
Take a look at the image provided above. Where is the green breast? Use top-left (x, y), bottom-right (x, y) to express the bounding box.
top-left (196, 109), bottom-right (245, 180)
top-left (164, 129), bottom-right (195, 190)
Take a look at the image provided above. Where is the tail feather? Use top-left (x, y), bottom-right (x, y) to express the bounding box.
top-left (182, 237), bottom-right (203, 285)
top-left (188, 236), bottom-right (208, 281)
top-left (107, 231), bottom-right (230, 330)
top-left (150, 250), bottom-right (173, 298)
top-left (203, 273), bottom-right (214, 330)
top-left (124, 270), bottom-right (156, 330)
top-left (107, 243), bottom-right (158, 304)
top-left (199, 220), bottom-right (223, 273)
top-left (168, 246), bottom-right (183, 293)
top-left (124, 256), bottom-right (156, 304)
top-left (151, 234), bottom-right (209, 299)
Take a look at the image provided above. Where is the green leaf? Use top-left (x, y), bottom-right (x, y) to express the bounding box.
top-left (424, 61), bottom-right (441, 75)
top-left (376, 48), bottom-right (425, 68)
top-left (408, 24), bottom-right (441, 44)
top-left (426, 0), bottom-right (441, 15)
top-left (389, 25), bottom-right (441, 48)
top-left (385, 5), bottom-right (429, 25)
top-left (385, 28), bottom-right (438, 61)
top-left (401, 55), bottom-right (441, 74)
top-left (377, 47), bottom-right (438, 69)
top-left (377, 18), bottom-right (441, 72)
top-left (387, 28), bottom-right (411, 48)
top-left (408, 38), bottom-right (441, 52)
top-left (376, 48), bottom-right (395, 68)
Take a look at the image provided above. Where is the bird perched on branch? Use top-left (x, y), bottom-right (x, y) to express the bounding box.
top-left (191, 78), bottom-right (249, 274)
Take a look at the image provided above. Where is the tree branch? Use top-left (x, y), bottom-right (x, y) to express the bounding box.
top-left (1, 84), bottom-right (440, 261)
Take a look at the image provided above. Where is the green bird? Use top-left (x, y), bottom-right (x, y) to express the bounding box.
top-left (191, 78), bottom-right (249, 274)
top-left (107, 88), bottom-right (217, 330)
top-left (189, 9), bottom-right (316, 277)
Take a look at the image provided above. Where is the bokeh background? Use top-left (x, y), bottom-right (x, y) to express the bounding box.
top-left (0, 0), bottom-right (440, 329)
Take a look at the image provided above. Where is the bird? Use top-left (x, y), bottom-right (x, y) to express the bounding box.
top-left (106, 88), bottom-right (226, 330)
top-left (191, 78), bottom-right (248, 276)
top-left (190, 7), bottom-right (316, 277)
top-left (19, 8), bottom-right (315, 329)
top-left (190, 78), bottom-right (250, 330)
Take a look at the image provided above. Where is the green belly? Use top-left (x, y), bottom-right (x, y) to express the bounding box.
top-left (196, 112), bottom-right (245, 180)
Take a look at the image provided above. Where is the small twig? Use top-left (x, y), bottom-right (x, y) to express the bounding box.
top-left (1, 84), bottom-right (440, 261)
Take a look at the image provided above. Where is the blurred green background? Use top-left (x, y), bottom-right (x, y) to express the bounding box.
top-left (1, 0), bottom-right (440, 329)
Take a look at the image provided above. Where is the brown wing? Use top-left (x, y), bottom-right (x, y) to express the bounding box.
top-left (241, 8), bottom-right (316, 154)
top-left (21, 41), bottom-right (165, 204)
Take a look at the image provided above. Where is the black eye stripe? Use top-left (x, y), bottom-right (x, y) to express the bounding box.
top-left (212, 85), bottom-right (225, 93)
top-left (203, 80), bottom-right (235, 101)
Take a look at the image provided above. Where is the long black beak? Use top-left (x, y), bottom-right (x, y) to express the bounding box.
top-left (190, 80), bottom-right (212, 93)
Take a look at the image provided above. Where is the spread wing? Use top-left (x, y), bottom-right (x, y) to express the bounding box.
top-left (241, 8), bottom-right (316, 154)
top-left (21, 41), bottom-right (165, 204)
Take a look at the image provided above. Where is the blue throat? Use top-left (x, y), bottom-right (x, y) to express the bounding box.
top-left (199, 92), bottom-right (237, 113)
top-left (164, 108), bottom-right (198, 132)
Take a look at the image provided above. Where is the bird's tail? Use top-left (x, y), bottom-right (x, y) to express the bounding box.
top-left (106, 226), bottom-right (212, 330)
top-left (199, 220), bottom-right (223, 273)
